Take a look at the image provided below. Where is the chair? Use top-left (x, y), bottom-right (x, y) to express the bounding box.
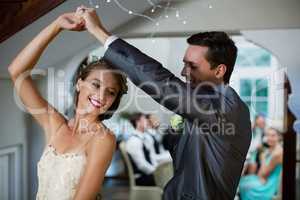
top-left (119, 142), bottom-right (163, 200)
top-left (153, 161), bottom-right (174, 189)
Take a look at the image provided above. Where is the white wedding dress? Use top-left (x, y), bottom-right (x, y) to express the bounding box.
top-left (36, 144), bottom-right (87, 200)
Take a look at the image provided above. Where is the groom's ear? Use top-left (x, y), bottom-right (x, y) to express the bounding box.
top-left (215, 64), bottom-right (227, 80)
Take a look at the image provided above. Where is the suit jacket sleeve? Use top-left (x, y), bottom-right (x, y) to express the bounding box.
top-left (104, 38), bottom-right (233, 123)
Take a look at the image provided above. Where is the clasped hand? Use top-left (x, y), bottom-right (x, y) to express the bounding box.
top-left (54, 5), bottom-right (103, 35)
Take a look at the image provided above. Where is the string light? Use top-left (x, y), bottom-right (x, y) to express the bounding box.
top-left (86, 0), bottom-right (190, 37)
top-left (208, 4), bottom-right (213, 9)
top-left (175, 10), bottom-right (180, 18)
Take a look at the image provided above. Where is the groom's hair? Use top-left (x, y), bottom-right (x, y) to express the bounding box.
top-left (187, 31), bottom-right (237, 84)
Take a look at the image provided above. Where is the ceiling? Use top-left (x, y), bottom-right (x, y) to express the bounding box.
top-left (0, 0), bottom-right (299, 74)
top-left (0, 0), bottom-right (66, 43)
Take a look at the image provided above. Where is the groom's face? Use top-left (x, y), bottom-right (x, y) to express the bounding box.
top-left (182, 45), bottom-right (218, 88)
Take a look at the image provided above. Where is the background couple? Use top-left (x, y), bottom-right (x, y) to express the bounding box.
top-left (8, 5), bottom-right (251, 200)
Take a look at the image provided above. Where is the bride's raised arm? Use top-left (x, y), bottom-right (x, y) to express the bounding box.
top-left (8, 13), bottom-right (84, 140)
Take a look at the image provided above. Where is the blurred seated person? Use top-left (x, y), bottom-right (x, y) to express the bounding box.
top-left (126, 112), bottom-right (157, 186)
top-left (145, 114), bottom-right (172, 164)
top-left (239, 128), bottom-right (282, 200)
top-left (244, 114), bottom-right (266, 174)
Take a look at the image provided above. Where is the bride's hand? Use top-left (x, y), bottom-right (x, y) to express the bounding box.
top-left (75, 6), bottom-right (104, 35)
top-left (54, 13), bottom-right (85, 31)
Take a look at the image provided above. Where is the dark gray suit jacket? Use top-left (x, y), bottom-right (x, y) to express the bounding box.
top-left (104, 39), bottom-right (252, 200)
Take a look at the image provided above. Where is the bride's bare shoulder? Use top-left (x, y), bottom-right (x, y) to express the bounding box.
top-left (86, 123), bottom-right (116, 155)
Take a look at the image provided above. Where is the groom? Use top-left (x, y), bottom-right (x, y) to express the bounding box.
top-left (77, 6), bottom-right (252, 200)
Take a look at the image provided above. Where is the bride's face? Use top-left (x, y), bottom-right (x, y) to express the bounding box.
top-left (76, 69), bottom-right (120, 117)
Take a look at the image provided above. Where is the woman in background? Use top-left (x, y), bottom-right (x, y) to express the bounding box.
top-left (244, 114), bottom-right (265, 174)
top-left (8, 12), bottom-right (127, 199)
top-left (239, 128), bottom-right (283, 200)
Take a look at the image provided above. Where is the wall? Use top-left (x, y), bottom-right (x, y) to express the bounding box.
top-left (0, 79), bottom-right (28, 199)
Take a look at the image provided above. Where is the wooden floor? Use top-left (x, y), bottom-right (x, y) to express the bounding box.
top-left (101, 178), bottom-right (130, 200)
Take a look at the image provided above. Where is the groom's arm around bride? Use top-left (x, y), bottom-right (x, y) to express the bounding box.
top-left (76, 6), bottom-right (252, 200)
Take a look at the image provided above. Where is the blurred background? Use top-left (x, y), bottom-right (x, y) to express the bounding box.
top-left (0, 0), bottom-right (299, 200)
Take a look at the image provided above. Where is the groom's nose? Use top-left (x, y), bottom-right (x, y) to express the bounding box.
top-left (181, 65), bottom-right (190, 78)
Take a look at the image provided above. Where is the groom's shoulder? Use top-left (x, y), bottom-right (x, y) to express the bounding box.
top-left (221, 85), bottom-right (250, 116)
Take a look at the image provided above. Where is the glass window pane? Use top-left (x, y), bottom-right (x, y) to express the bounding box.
top-left (255, 101), bottom-right (268, 117)
top-left (236, 48), bottom-right (271, 67)
top-left (256, 79), bottom-right (268, 97)
top-left (240, 79), bottom-right (253, 96)
top-left (255, 49), bottom-right (271, 66)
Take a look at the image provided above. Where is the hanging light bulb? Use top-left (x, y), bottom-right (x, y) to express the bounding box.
top-left (106, 0), bottom-right (111, 3)
top-left (183, 20), bottom-right (187, 25)
top-left (176, 10), bottom-right (180, 18)
top-left (95, 4), bottom-right (99, 8)
top-left (208, 4), bottom-right (213, 9)
top-left (151, 7), bottom-right (155, 13)
top-left (128, 10), bottom-right (133, 14)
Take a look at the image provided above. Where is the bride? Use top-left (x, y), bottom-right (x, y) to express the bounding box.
top-left (8, 11), bottom-right (127, 199)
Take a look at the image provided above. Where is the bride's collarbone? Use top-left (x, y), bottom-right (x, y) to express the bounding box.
top-left (50, 126), bottom-right (92, 154)
top-left (49, 120), bottom-right (110, 153)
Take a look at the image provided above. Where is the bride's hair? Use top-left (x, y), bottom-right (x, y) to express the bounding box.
top-left (73, 57), bottom-right (128, 121)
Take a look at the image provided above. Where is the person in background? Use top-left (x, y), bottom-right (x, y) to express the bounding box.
top-left (239, 128), bottom-right (283, 200)
top-left (125, 113), bottom-right (157, 186)
top-left (145, 114), bottom-right (172, 164)
top-left (244, 114), bottom-right (266, 174)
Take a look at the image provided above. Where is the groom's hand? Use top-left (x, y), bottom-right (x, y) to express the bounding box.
top-left (76, 5), bottom-right (111, 44)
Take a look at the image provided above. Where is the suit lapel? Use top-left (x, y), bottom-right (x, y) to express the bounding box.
top-left (175, 121), bottom-right (190, 171)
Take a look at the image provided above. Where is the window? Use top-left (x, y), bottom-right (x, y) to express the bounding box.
top-left (239, 78), bottom-right (269, 119)
top-left (236, 47), bottom-right (272, 67)
top-left (231, 36), bottom-right (283, 124)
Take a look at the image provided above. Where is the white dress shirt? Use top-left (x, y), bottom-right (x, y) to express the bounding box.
top-left (125, 130), bottom-right (158, 176)
top-left (145, 129), bottom-right (172, 165)
top-left (104, 35), bottom-right (118, 51)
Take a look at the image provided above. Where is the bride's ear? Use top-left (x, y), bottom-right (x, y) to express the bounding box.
top-left (76, 78), bottom-right (83, 92)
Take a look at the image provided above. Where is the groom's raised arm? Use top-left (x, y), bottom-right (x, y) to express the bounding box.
top-left (103, 37), bottom-right (225, 123)
top-left (77, 7), bottom-right (232, 123)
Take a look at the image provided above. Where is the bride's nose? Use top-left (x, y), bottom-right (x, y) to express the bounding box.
top-left (95, 88), bottom-right (107, 103)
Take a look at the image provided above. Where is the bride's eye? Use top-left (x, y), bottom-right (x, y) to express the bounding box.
top-left (109, 91), bottom-right (116, 96)
top-left (92, 82), bottom-right (100, 89)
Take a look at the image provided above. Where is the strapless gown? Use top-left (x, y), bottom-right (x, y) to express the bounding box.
top-left (36, 144), bottom-right (87, 200)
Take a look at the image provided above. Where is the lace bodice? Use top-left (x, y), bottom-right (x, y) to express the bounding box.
top-left (36, 144), bottom-right (87, 200)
